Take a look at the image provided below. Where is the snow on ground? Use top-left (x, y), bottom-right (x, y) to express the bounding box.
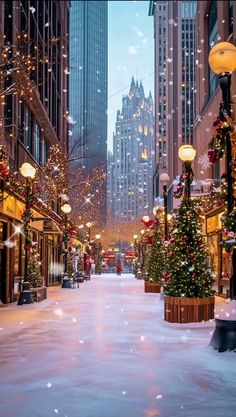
top-left (0, 274), bottom-right (235, 417)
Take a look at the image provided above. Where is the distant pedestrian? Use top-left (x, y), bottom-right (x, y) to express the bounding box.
top-left (116, 259), bottom-right (122, 275)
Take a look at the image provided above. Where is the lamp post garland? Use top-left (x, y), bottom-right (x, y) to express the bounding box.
top-left (160, 173), bottom-right (170, 241)
top-left (61, 202), bottom-right (73, 289)
top-left (207, 41), bottom-right (236, 352)
top-left (18, 162), bottom-right (37, 305)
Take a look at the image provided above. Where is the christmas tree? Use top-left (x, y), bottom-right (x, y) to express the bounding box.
top-left (67, 255), bottom-right (75, 279)
top-left (95, 256), bottom-right (102, 274)
top-left (145, 228), bottom-right (166, 283)
top-left (27, 249), bottom-right (43, 288)
top-left (164, 199), bottom-right (214, 298)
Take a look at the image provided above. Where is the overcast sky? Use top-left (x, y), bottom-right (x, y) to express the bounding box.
top-left (108, 0), bottom-right (154, 152)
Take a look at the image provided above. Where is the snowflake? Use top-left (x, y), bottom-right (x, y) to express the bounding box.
top-left (198, 153), bottom-right (211, 171)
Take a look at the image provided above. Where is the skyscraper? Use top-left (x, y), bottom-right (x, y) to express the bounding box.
top-left (69, 0), bottom-right (108, 218)
top-left (107, 78), bottom-right (155, 222)
top-left (149, 1), bottom-right (196, 200)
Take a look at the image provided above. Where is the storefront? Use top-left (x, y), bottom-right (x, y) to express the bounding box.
top-left (0, 191), bottom-right (64, 303)
top-left (205, 207), bottom-right (230, 297)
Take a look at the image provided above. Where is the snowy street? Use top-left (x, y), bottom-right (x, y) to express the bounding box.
top-left (0, 274), bottom-right (235, 417)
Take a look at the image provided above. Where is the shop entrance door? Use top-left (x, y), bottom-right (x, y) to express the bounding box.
top-left (0, 221), bottom-right (7, 304)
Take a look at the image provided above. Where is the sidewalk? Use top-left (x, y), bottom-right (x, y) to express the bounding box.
top-left (0, 275), bottom-right (235, 417)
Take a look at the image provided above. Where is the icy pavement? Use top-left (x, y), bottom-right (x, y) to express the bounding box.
top-left (0, 274), bottom-right (235, 417)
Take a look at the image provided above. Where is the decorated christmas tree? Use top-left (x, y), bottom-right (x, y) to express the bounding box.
top-left (27, 248), bottom-right (43, 288)
top-left (164, 199), bottom-right (214, 298)
top-left (95, 256), bottom-right (102, 274)
top-left (67, 255), bottom-right (75, 279)
top-left (145, 228), bottom-right (166, 283)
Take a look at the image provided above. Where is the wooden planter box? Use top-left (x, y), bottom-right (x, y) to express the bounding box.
top-left (30, 286), bottom-right (47, 302)
top-left (144, 281), bottom-right (161, 293)
top-left (164, 296), bottom-right (215, 323)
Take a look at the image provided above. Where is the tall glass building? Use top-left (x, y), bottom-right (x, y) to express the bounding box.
top-left (69, 0), bottom-right (108, 219)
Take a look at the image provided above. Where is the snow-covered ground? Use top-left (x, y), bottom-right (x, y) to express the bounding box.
top-left (0, 274), bottom-right (235, 417)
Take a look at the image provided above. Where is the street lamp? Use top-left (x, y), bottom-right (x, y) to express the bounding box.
top-left (61, 202), bottom-right (73, 288)
top-left (18, 162), bottom-right (36, 305)
top-left (133, 234), bottom-right (138, 253)
top-left (142, 215), bottom-right (150, 223)
top-left (160, 172), bottom-right (170, 240)
top-left (208, 42), bottom-right (236, 351)
top-left (178, 145), bottom-right (196, 200)
top-left (86, 222), bottom-right (93, 243)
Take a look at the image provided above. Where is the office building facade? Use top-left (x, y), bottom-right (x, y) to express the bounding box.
top-left (107, 78), bottom-right (155, 222)
top-left (69, 0), bottom-right (108, 220)
top-left (149, 0), bottom-right (196, 199)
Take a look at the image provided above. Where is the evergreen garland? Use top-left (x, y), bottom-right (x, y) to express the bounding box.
top-left (164, 199), bottom-right (214, 298)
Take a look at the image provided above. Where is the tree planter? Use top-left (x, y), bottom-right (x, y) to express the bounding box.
top-left (144, 281), bottom-right (161, 293)
top-left (164, 296), bottom-right (215, 323)
top-left (30, 286), bottom-right (47, 302)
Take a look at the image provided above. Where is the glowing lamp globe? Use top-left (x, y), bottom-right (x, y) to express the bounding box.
top-left (142, 215), bottom-right (150, 223)
top-left (133, 234), bottom-right (138, 240)
top-left (20, 162), bottom-right (36, 179)
top-left (95, 234), bottom-right (101, 240)
top-left (208, 42), bottom-right (236, 75)
top-left (61, 203), bottom-right (72, 214)
top-left (178, 145), bottom-right (196, 162)
top-left (140, 229), bottom-right (145, 235)
top-left (86, 222), bottom-right (93, 228)
top-left (160, 172), bottom-right (170, 185)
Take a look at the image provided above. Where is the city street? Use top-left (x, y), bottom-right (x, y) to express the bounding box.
top-left (0, 275), bottom-right (235, 417)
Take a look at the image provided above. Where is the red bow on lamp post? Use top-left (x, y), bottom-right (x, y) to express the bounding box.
top-left (141, 215), bottom-right (156, 229)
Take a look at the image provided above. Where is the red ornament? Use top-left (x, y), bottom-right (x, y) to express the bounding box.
top-left (192, 272), bottom-right (196, 278)
top-left (189, 254), bottom-right (195, 260)
top-left (147, 236), bottom-right (153, 245)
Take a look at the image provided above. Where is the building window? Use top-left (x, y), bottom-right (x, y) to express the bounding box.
top-left (228, 0), bottom-right (233, 35)
top-left (34, 122), bottom-right (40, 162)
top-left (208, 0), bottom-right (219, 97)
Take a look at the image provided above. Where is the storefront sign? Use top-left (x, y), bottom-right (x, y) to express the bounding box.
top-left (0, 192), bottom-right (44, 231)
top-left (206, 212), bottom-right (224, 234)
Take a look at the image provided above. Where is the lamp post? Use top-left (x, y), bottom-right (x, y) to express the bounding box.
top-left (133, 234), bottom-right (138, 249)
top-left (208, 42), bottom-right (236, 351)
top-left (160, 173), bottom-right (170, 240)
top-left (95, 234), bottom-right (102, 274)
top-left (178, 145), bottom-right (196, 200)
top-left (61, 202), bottom-right (72, 288)
top-left (18, 162), bottom-right (36, 305)
top-left (86, 222), bottom-right (93, 243)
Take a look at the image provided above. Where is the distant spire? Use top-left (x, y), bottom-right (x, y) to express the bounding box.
top-left (130, 76), bottom-right (135, 89)
top-left (129, 76), bottom-right (136, 97)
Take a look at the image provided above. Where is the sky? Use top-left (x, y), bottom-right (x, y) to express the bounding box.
top-left (108, 0), bottom-right (154, 152)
